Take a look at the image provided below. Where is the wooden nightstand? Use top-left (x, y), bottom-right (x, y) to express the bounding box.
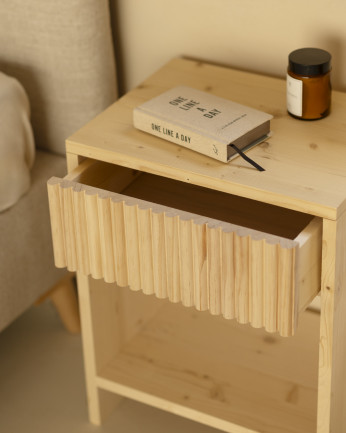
top-left (47, 58), bottom-right (346, 433)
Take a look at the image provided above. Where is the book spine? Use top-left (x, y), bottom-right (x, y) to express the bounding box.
top-left (133, 108), bottom-right (228, 162)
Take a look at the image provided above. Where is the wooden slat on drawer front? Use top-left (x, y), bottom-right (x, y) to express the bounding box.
top-left (85, 191), bottom-right (103, 279)
top-left (192, 221), bottom-right (208, 312)
top-left (111, 201), bottom-right (128, 287)
top-left (123, 204), bottom-right (141, 292)
top-left (234, 233), bottom-right (250, 324)
top-left (151, 211), bottom-right (167, 299)
top-left (98, 196), bottom-right (115, 283)
top-left (62, 185), bottom-right (78, 272)
top-left (47, 181), bottom-right (66, 268)
top-left (179, 219), bottom-right (194, 308)
top-left (221, 231), bottom-right (235, 320)
top-left (264, 242), bottom-right (279, 333)
top-left (165, 214), bottom-right (181, 303)
top-left (207, 225), bottom-right (222, 316)
top-left (73, 188), bottom-right (90, 276)
top-left (47, 171), bottom-right (320, 337)
top-left (137, 207), bottom-right (155, 295)
top-left (249, 238), bottom-right (264, 328)
top-left (278, 246), bottom-right (296, 337)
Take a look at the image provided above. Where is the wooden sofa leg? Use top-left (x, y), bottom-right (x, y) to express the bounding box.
top-left (36, 273), bottom-right (81, 334)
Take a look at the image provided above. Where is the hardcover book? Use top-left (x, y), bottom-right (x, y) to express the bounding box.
top-left (133, 86), bottom-right (273, 163)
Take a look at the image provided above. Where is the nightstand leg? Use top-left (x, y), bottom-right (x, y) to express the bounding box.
top-left (76, 272), bottom-right (123, 424)
top-left (317, 215), bottom-right (346, 433)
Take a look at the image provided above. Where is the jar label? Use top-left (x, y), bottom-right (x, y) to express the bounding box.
top-left (287, 74), bottom-right (303, 117)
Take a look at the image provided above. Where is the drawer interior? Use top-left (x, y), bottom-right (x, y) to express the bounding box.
top-left (73, 160), bottom-right (314, 240)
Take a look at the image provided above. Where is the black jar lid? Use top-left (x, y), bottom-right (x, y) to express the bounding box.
top-left (288, 48), bottom-right (331, 76)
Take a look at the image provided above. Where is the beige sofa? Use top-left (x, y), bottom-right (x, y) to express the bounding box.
top-left (0, 0), bottom-right (117, 331)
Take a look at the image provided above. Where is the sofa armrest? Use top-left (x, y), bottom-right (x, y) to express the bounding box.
top-left (0, 72), bottom-right (35, 211)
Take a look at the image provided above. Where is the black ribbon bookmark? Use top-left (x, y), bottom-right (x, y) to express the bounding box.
top-left (230, 144), bottom-right (265, 172)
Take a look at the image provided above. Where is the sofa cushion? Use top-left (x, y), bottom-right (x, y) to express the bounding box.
top-left (0, 72), bottom-right (35, 212)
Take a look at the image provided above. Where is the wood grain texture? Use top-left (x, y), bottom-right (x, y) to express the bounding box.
top-left (179, 219), bottom-right (194, 307)
top-left (65, 58), bottom-right (346, 220)
top-left (192, 221), bottom-right (208, 311)
top-left (151, 211), bottom-right (168, 299)
top-left (62, 185), bottom-right (77, 272)
top-left (47, 181), bottom-right (66, 268)
top-left (249, 238), bottom-right (264, 328)
top-left (74, 189), bottom-right (90, 276)
top-left (207, 226), bottom-right (222, 315)
top-left (123, 204), bottom-right (141, 291)
top-left (55, 59), bottom-right (346, 433)
top-left (111, 201), bottom-right (128, 287)
top-left (47, 170), bottom-right (321, 337)
top-left (165, 214), bottom-right (181, 303)
top-left (222, 231), bottom-right (235, 320)
top-left (76, 273), bottom-right (123, 425)
top-left (97, 298), bottom-right (319, 433)
top-left (317, 213), bottom-right (346, 433)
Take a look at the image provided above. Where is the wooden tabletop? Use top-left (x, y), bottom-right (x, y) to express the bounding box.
top-left (66, 58), bottom-right (346, 220)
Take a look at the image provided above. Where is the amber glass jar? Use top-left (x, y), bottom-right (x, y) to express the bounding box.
top-left (287, 48), bottom-right (331, 120)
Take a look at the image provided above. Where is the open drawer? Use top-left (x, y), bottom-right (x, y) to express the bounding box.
top-left (47, 159), bottom-right (322, 337)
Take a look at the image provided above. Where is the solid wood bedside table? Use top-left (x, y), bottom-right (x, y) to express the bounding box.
top-left (47, 58), bottom-right (346, 433)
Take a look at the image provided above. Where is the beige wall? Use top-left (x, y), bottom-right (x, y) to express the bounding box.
top-left (111, 0), bottom-right (346, 94)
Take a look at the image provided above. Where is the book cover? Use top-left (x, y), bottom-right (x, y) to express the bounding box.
top-left (133, 86), bottom-right (273, 163)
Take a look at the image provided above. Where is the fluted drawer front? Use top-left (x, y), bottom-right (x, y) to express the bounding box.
top-left (48, 160), bottom-right (322, 337)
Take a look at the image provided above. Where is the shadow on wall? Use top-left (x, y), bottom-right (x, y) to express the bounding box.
top-left (317, 35), bottom-right (346, 92)
top-left (109, 0), bottom-right (127, 96)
